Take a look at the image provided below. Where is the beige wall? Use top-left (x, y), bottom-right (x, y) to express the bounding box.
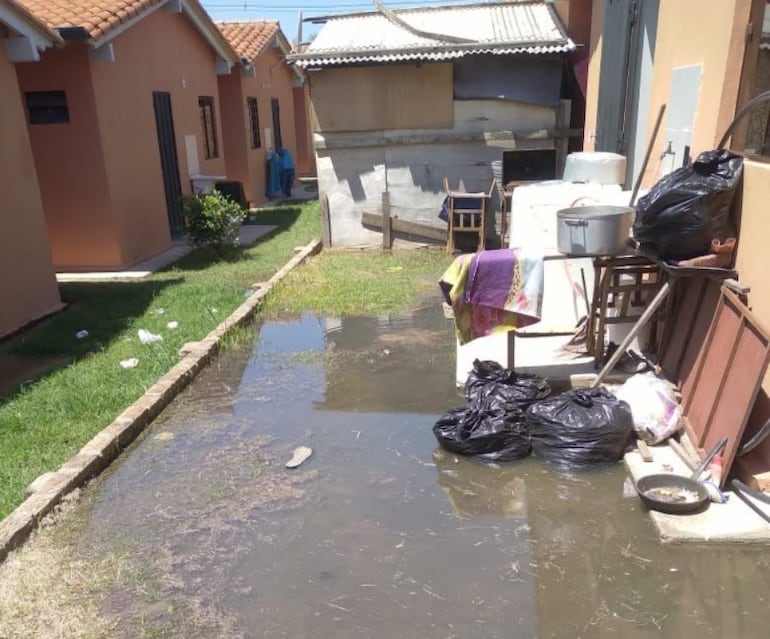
top-left (582, 0), bottom-right (604, 152)
top-left (16, 44), bottom-right (122, 269)
top-left (584, 0), bottom-right (757, 173)
top-left (91, 8), bottom-right (227, 267)
top-left (0, 46), bottom-right (61, 337)
top-left (733, 158), bottom-right (770, 481)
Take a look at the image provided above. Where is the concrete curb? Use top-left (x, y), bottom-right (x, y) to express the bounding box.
top-left (0, 238), bottom-right (322, 563)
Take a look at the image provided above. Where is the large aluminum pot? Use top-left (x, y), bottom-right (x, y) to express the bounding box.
top-left (556, 205), bottom-right (633, 256)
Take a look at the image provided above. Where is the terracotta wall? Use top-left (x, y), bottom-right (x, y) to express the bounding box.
top-left (219, 45), bottom-right (298, 206)
top-left (15, 44), bottom-right (122, 269)
top-left (218, 71), bottom-right (250, 200)
top-left (0, 46), bottom-right (61, 337)
top-left (90, 8), bottom-right (227, 267)
top-left (250, 45), bottom-right (298, 164)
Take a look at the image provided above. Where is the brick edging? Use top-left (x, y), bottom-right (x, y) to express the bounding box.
top-left (0, 239), bottom-right (322, 563)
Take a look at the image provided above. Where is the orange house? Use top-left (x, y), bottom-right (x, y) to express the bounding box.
top-left (0, 0), bottom-right (62, 337)
top-left (216, 21), bottom-right (313, 207)
top-left (13, 0), bottom-right (240, 271)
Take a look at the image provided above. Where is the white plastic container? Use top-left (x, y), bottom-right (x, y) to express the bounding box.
top-left (563, 152), bottom-right (627, 185)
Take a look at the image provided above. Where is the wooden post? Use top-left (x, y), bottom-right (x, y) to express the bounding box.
top-left (381, 191), bottom-right (392, 249)
top-left (506, 329), bottom-right (515, 371)
top-left (320, 194), bottom-right (331, 247)
top-left (555, 99), bottom-right (572, 178)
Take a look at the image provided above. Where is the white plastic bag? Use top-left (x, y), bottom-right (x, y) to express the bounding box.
top-left (614, 372), bottom-right (682, 444)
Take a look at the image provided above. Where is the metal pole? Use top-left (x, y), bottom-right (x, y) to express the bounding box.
top-left (591, 281), bottom-right (671, 387)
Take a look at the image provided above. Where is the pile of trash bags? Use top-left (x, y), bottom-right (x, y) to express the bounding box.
top-left (433, 360), bottom-right (549, 462)
top-left (433, 360), bottom-right (635, 468)
top-left (526, 388), bottom-right (635, 469)
top-left (633, 149), bottom-right (743, 261)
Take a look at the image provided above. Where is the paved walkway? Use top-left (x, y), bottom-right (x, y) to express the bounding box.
top-left (56, 224), bottom-right (277, 283)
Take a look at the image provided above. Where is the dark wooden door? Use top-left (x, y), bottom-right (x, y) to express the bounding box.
top-left (152, 91), bottom-right (185, 239)
top-left (271, 98), bottom-right (282, 150)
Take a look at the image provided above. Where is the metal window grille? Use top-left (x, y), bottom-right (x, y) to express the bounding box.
top-left (198, 96), bottom-right (218, 159)
top-left (247, 97), bottom-right (261, 149)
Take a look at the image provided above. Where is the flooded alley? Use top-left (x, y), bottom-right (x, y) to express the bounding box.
top-left (1, 294), bottom-right (769, 638)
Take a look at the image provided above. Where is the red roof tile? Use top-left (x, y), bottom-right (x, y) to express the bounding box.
top-left (15, 0), bottom-right (166, 41)
top-left (1, 0), bottom-right (63, 42)
top-left (217, 21), bottom-right (279, 63)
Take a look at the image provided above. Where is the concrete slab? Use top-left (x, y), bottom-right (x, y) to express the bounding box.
top-left (624, 445), bottom-right (770, 543)
top-left (56, 225), bottom-right (277, 282)
top-left (455, 330), bottom-right (595, 386)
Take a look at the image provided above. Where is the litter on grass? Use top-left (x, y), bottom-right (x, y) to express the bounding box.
top-left (167, 321), bottom-right (179, 330)
top-left (120, 358), bottom-right (139, 369)
top-left (138, 329), bottom-right (163, 344)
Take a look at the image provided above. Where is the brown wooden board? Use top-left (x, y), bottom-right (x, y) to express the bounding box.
top-left (660, 277), bottom-right (721, 386)
top-left (681, 288), bottom-right (770, 486)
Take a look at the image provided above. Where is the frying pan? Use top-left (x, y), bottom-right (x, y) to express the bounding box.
top-left (636, 437), bottom-right (728, 515)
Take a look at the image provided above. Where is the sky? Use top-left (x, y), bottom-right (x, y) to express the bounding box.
top-left (200, 0), bottom-right (496, 44)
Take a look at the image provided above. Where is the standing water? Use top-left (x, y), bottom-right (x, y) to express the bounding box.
top-left (4, 295), bottom-right (770, 637)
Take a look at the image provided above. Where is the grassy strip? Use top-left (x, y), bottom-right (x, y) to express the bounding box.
top-left (263, 248), bottom-right (453, 317)
top-left (0, 201), bottom-right (319, 519)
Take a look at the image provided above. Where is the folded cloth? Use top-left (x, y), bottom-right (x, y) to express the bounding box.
top-left (440, 249), bottom-right (544, 345)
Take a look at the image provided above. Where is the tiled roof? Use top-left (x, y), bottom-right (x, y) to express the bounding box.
top-left (14, 0), bottom-right (166, 41)
top-left (290, 1), bottom-right (573, 68)
top-left (1, 0), bottom-right (62, 42)
top-left (217, 20), bottom-right (279, 63)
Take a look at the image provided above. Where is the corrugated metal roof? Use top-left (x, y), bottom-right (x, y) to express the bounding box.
top-left (290, 1), bottom-right (574, 68)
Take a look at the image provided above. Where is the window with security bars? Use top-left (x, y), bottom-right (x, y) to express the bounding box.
top-left (198, 96), bottom-right (218, 159)
top-left (247, 97), bottom-right (261, 149)
top-left (26, 91), bottom-right (69, 124)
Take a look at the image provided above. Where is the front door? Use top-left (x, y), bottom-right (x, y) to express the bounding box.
top-left (152, 91), bottom-right (185, 239)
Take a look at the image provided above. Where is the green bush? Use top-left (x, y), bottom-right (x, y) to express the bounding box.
top-left (183, 190), bottom-right (246, 250)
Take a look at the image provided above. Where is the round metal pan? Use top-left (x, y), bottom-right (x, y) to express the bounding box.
top-left (635, 436), bottom-right (728, 515)
top-left (636, 474), bottom-right (711, 515)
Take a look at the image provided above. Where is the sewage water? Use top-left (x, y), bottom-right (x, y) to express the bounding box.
top-left (29, 298), bottom-right (770, 636)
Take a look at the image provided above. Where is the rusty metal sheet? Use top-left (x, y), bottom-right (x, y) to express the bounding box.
top-left (681, 288), bottom-right (770, 486)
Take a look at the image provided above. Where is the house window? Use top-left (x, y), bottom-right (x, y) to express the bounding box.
top-left (25, 91), bottom-right (69, 124)
top-left (198, 96), bottom-right (218, 159)
top-left (271, 98), bottom-right (282, 150)
top-left (247, 97), bottom-right (261, 149)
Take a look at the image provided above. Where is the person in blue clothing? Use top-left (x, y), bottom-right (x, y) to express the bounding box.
top-left (277, 148), bottom-right (295, 198)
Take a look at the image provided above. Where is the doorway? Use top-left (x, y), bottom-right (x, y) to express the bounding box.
top-left (152, 91), bottom-right (185, 239)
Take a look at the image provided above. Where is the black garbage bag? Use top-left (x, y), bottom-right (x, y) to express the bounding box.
top-left (633, 150), bottom-right (743, 260)
top-left (433, 396), bottom-right (531, 462)
top-left (465, 359), bottom-right (551, 410)
top-left (526, 388), bottom-right (634, 468)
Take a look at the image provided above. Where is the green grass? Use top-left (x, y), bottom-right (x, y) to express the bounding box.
top-left (0, 200), bottom-right (319, 519)
top-left (263, 249), bottom-right (453, 317)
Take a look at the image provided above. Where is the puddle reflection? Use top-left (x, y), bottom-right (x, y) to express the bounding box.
top-left (50, 297), bottom-right (770, 637)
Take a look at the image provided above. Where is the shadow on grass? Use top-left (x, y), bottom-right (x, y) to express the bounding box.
top-left (0, 278), bottom-right (181, 400)
top-left (173, 205), bottom-right (303, 272)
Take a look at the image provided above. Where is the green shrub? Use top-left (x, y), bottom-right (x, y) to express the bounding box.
top-left (183, 190), bottom-right (246, 250)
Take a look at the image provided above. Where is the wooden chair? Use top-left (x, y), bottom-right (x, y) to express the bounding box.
top-left (443, 178), bottom-right (494, 254)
